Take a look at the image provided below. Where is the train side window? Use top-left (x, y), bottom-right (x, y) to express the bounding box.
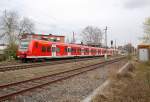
top-left (71, 48), bottom-right (76, 53)
top-left (85, 49), bottom-right (87, 53)
top-left (65, 47), bottom-right (68, 52)
top-left (78, 49), bottom-right (80, 52)
top-left (73, 48), bottom-right (76, 53)
top-left (68, 48), bottom-right (71, 52)
top-left (52, 47), bottom-right (56, 52)
top-left (74, 48), bottom-right (76, 53)
top-left (70, 48), bottom-right (72, 52)
top-left (87, 49), bottom-right (89, 53)
top-left (56, 47), bottom-right (60, 52)
top-left (47, 46), bottom-right (51, 52)
top-left (79, 49), bottom-right (81, 52)
top-left (67, 48), bottom-right (70, 52)
top-left (42, 46), bottom-right (46, 52)
top-left (99, 50), bottom-right (100, 53)
top-left (81, 49), bottom-right (84, 52)
top-left (71, 48), bottom-right (74, 53)
top-left (35, 42), bottom-right (38, 48)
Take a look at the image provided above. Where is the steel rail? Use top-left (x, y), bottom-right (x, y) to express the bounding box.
top-left (0, 57), bottom-right (101, 67)
top-left (0, 57), bottom-right (103, 72)
top-left (0, 57), bottom-right (125, 101)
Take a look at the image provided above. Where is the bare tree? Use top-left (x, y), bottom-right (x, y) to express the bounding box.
top-left (0, 10), bottom-right (35, 44)
top-left (141, 17), bottom-right (150, 43)
top-left (123, 43), bottom-right (134, 54)
top-left (0, 10), bottom-right (19, 44)
top-left (19, 17), bottom-right (35, 36)
top-left (81, 26), bottom-right (103, 44)
top-left (0, 10), bottom-right (35, 60)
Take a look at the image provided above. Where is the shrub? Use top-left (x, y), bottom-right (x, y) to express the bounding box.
top-left (3, 43), bottom-right (18, 61)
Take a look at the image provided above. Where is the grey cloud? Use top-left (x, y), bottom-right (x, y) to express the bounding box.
top-left (124, 0), bottom-right (150, 9)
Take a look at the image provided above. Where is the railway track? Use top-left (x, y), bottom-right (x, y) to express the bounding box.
top-left (0, 57), bottom-right (107, 72)
top-left (0, 58), bottom-right (93, 67)
top-left (0, 56), bottom-right (125, 101)
top-left (0, 61), bottom-right (21, 67)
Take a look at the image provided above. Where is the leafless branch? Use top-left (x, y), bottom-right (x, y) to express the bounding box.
top-left (81, 26), bottom-right (103, 44)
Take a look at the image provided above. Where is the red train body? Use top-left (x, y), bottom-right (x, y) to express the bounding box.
top-left (17, 39), bottom-right (116, 61)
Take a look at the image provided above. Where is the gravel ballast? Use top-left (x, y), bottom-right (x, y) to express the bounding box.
top-left (0, 58), bottom-right (104, 84)
top-left (5, 59), bottom-right (127, 102)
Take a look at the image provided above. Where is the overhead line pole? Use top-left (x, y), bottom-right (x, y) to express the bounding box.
top-left (73, 32), bottom-right (75, 43)
top-left (104, 26), bottom-right (108, 60)
top-left (104, 26), bottom-right (108, 48)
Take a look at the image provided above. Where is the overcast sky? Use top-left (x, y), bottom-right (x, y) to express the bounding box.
top-left (0, 0), bottom-right (150, 46)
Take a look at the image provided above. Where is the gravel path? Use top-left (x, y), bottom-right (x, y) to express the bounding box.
top-left (4, 59), bottom-right (127, 102)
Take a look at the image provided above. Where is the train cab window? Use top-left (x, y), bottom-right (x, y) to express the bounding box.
top-left (52, 47), bottom-right (56, 52)
top-left (19, 40), bottom-right (29, 51)
top-left (42, 46), bottom-right (46, 52)
top-left (47, 46), bottom-right (51, 52)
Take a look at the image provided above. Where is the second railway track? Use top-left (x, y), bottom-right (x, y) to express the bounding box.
top-left (0, 57), bottom-right (103, 72)
top-left (0, 56), bottom-right (125, 101)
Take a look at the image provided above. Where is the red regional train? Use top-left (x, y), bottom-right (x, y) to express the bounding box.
top-left (17, 39), bottom-right (116, 62)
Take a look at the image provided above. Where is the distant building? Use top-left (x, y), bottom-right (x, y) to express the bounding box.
top-left (0, 44), bottom-right (7, 54)
top-left (20, 33), bottom-right (65, 43)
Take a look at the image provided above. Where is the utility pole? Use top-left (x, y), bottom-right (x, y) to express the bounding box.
top-left (104, 26), bottom-right (108, 48)
top-left (72, 32), bottom-right (75, 43)
top-left (104, 26), bottom-right (108, 60)
top-left (115, 39), bottom-right (116, 49)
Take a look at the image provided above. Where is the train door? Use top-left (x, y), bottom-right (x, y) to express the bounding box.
top-left (89, 48), bottom-right (91, 56)
top-left (81, 48), bottom-right (84, 56)
top-left (96, 49), bottom-right (98, 55)
top-left (52, 44), bottom-right (56, 57)
top-left (68, 47), bottom-right (71, 56)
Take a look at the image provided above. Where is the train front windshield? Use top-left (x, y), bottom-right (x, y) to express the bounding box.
top-left (19, 40), bottom-right (29, 51)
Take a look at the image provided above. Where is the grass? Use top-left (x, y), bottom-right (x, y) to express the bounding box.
top-left (115, 62), bottom-right (150, 102)
top-left (91, 59), bottom-right (150, 102)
